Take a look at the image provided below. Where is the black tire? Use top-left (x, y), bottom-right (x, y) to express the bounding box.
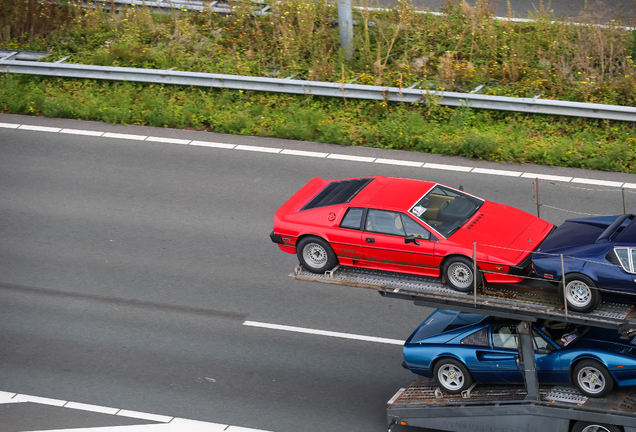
top-left (558, 273), bottom-right (602, 313)
top-left (296, 236), bottom-right (339, 274)
top-left (571, 421), bottom-right (622, 432)
top-left (443, 256), bottom-right (479, 293)
top-left (433, 358), bottom-right (474, 394)
top-left (572, 359), bottom-right (614, 398)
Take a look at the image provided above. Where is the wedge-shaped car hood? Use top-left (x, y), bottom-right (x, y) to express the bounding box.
top-left (451, 202), bottom-right (552, 262)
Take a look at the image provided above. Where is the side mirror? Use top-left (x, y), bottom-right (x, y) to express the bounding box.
top-left (405, 235), bottom-right (420, 246)
top-left (536, 348), bottom-right (552, 355)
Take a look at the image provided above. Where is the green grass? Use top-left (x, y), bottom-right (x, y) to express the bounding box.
top-left (1, 0), bottom-right (636, 172)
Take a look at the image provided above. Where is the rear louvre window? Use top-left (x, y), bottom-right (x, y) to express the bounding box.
top-left (302, 178), bottom-right (373, 210)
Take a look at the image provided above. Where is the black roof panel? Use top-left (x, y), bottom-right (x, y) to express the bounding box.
top-left (302, 178), bottom-right (374, 210)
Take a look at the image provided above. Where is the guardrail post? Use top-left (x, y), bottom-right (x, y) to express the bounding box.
top-left (337, 0), bottom-right (354, 60)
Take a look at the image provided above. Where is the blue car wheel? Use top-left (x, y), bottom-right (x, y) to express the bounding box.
top-left (433, 358), bottom-right (474, 394)
top-left (559, 273), bottom-right (602, 313)
top-left (573, 359), bottom-right (614, 398)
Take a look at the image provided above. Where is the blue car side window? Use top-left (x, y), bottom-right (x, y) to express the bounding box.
top-left (460, 327), bottom-right (489, 347)
top-left (614, 248), bottom-right (632, 273)
top-left (492, 324), bottom-right (518, 349)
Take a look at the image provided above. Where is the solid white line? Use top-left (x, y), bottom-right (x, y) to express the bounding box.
top-left (423, 162), bottom-right (472, 172)
top-left (0, 122), bottom-right (21, 129)
top-left (0, 391), bottom-right (18, 404)
top-left (145, 136), bottom-right (191, 145)
top-left (571, 177), bottom-right (624, 187)
top-left (19, 125), bottom-right (62, 133)
top-left (60, 128), bottom-right (105, 137)
top-left (103, 132), bottom-right (148, 141)
top-left (520, 173), bottom-right (573, 182)
top-left (190, 140), bottom-right (236, 149)
top-left (12, 394), bottom-right (67, 406)
top-left (170, 418), bottom-right (228, 430)
top-left (280, 149), bottom-right (328, 158)
top-left (471, 167), bottom-right (522, 177)
top-left (622, 183), bottom-right (636, 189)
top-left (235, 144), bottom-right (281, 153)
top-left (64, 402), bottom-right (120, 415)
top-left (243, 321), bottom-right (403, 345)
top-left (118, 409), bottom-right (172, 423)
top-left (374, 158), bottom-right (423, 167)
top-left (327, 154), bottom-right (376, 163)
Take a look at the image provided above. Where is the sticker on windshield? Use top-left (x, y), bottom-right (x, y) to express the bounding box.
top-left (561, 332), bottom-right (578, 346)
top-left (412, 205), bottom-right (426, 217)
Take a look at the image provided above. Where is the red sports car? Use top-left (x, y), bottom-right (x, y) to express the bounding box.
top-left (270, 176), bottom-right (554, 291)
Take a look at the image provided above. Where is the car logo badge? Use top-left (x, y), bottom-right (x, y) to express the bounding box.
top-left (328, 212), bottom-right (336, 221)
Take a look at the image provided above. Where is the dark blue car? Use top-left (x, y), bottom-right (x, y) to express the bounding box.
top-left (532, 214), bottom-right (636, 313)
top-left (403, 309), bottom-right (636, 397)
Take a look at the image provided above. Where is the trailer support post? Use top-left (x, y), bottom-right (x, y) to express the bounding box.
top-left (517, 321), bottom-right (540, 401)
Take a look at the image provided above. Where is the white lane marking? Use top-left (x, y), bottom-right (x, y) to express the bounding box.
top-left (235, 144), bottom-right (281, 153)
top-left (327, 153), bottom-right (376, 162)
top-left (0, 391), bottom-right (19, 403)
top-left (4, 120), bottom-right (634, 189)
top-left (65, 401), bottom-right (119, 415)
top-left (118, 410), bottom-right (172, 423)
top-left (0, 391), bottom-right (274, 432)
top-left (243, 321), bottom-right (404, 345)
top-left (280, 149), bottom-right (328, 158)
top-left (12, 393), bottom-right (67, 406)
top-left (60, 128), bottom-right (105, 137)
top-left (520, 172), bottom-right (573, 182)
top-left (19, 125), bottom-right (62, 133)
top-left (145, 136), bottom-right (191, 145)
top-left (423, 162), bottom-right (472, 172)
top-left (374, 158), bottom-right (423, 167)
top-left (190, 140), bottom-right (236, 149)
top-left (471, 167), bottom-right (522, 177)
top-left (103, 132), bottom-right (148, 141)
top-left (571, 177), bottom-right (625, 187)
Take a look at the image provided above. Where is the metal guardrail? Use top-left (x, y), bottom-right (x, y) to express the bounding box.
top-left (1, 54), bottom-right (635, 122)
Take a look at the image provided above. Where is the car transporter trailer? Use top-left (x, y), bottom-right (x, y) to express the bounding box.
top-left (290, 265), bottom-right (636, 432)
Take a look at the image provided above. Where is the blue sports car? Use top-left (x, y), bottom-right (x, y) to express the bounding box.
top-left (403, 309), bottom-right (636, 397)
top-left (532, 214), bottom-right (636, 313)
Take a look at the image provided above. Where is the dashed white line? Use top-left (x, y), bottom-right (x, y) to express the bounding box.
top-left (471, 167), bottom-right (522, 177)
top-left (571, 178), bottom-right (624, 187)
top-left (327, 154), bottom-right (376, 162)
top-left (235, 144), bottom-right (281, 153)
top-left (145, 136), bottom-right (191, 145)
top-left (60, 128), bottom-right (105, 136)
top-left (0, 391), bottom-right (274, 432)
top-left (280, 149), bottom-right (329, 158)
top-left (3, 120), bottom-right (634, 189)
top-left (243, 321), bottom-right (404, 345)
top-left (103, 132), bottom-right (147, 141)
top-left (190, 140), bottom-right (236, 149)
top-left (423, 162), bottom-right (472, 172)
top-left (374, 158), bottom-right (423, 167)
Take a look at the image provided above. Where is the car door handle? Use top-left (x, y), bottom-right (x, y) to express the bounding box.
top-left (365, 238), bottom-right (375, 243)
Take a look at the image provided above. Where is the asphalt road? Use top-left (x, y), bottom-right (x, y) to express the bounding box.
top-left (408, 0), bottom-right (635, 25)
top-left (2, 113), bottom-right (636, 432)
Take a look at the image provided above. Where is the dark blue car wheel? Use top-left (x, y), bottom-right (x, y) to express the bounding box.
top-left (296, 236), bottom-right (339, 274)
top-left (433, 358), bottom-right (474, 394)
top-left (573, 359), bottom-right (614, 398)
top-left (558, 273), bottom-right (602, 313)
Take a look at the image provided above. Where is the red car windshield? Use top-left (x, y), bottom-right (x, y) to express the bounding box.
top-left (410, 185), bottom-right (483, 238)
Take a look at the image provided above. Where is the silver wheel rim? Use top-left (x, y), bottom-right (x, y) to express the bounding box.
top-left (581, 425), bottom-right (611, 432)
top-left (438, 363), bottom-right (465, 391)
top-left (566, 280), bottom-right (592, 308)
top-left (303, 243), bottom-right (327, 269)
top-left (577, 366), bottom-right (606, 395)
top-left (447, 262), bottom-right (473, 290)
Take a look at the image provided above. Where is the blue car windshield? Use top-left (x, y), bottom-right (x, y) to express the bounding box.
top-left (410, 185), bottom-right (483, 238)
